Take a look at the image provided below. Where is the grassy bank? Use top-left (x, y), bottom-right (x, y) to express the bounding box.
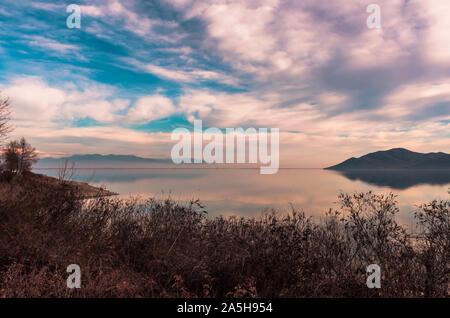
top-left (0, 171), bottom-right (116, 199)
top-left (0, 176), bottom-right (448, 297)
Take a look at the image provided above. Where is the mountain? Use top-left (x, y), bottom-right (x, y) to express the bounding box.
top-left (36, 154), bottom-right (172, 168)
top-left (325, 148), bottom-right (450, 170)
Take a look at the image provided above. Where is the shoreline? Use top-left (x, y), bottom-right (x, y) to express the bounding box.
top-left (0, 171), bottom-right (117, 199)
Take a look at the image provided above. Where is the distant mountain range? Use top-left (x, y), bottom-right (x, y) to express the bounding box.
top-left (326, 148), bottom-right (450, 170)
top-left (36, 154), bottom-right (172, 168)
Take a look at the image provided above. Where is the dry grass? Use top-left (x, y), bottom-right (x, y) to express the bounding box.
top-left (0, 175), bottom-right (448, 298)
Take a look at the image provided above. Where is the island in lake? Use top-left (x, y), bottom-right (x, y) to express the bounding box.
top-left (325, 148), bottom-right (450, 189)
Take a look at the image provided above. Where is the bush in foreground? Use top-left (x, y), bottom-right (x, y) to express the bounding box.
top-left (0, 178), bottom-right (448, 297)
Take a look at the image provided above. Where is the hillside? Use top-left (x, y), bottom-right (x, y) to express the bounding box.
top-left (326, 148), bottom-right (450, 170)
top-left (0, 171), bottom-right (117, 199)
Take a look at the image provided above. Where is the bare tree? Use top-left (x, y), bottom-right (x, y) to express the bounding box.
top-left (0, 92), bottom-right (12, 143)
top-left (58, 159), bottom-right (76, 184)
top-left (2, 137), bottom-right (38, 175)
top-left (57, 159), bottom-right (95, 185)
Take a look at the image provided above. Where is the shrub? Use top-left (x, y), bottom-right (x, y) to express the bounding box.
top-left (0, 182), bottom-right (448, 298)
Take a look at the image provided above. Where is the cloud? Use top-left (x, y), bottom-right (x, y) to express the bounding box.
top-left (3, 76), bottom-right (66, 122)
top-left (202, 2), bottom-right (277, 63)
top-left (124, 59), bottom-right (237, 85)
top-left (79, 5), bottom-right (103, 17)
top-left (14, 124), bottom-right (176, 160)
top-left (1, 76), bottom-right (125, 124)
top-left (377, 78), bottom-right (450, 119)
top-left (25, 36), bottom-right (79, 54)
top-left (177, 89), bottom-right (353, 130)
top-left (176, 87), bottom-right (448, 166)
top-left (80, 0), bottom-right (152, 37)
top-left (126, 95), bottom-right (177, 124)
top-left (2, 76), bottom-right (448, 166)
top-left (0, 76), bottom-right (178, 158)
top-left (413, 0), bottom-right (450, 64)
top-left (143, 64), bottom-right (192, 82)
top-left (29, 2), bottom-right (64, 11)
top-left (166, 0), bottom-right (439, 98)
top-left (1, 0), bottom-right (450, 165)
top-left (2, 76), bottom-right (185, 127)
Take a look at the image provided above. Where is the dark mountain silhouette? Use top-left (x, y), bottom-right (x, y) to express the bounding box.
top-left (326, 148), bottom-right (450, 170)
top-left (36, 154), bottom-right (172, 168)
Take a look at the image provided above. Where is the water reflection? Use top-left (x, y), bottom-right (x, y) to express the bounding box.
top-left (34, 168), bottom-right (450, 226)
top-left (335, 169), bottom-right (450, 190)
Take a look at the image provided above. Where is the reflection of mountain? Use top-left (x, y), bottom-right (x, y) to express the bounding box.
top-left (335, 169), bottom-right (450, 190)
top-left (326, 148), bottom-right (450, 170)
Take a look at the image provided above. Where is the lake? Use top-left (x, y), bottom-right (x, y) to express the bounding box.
top-left (35, 168), bottom-right (450, 227)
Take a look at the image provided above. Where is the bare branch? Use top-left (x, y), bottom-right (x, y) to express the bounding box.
top-left (0, 92), bottom-right (13, 143)
top-left (58, 159), bottom-right (76, 184)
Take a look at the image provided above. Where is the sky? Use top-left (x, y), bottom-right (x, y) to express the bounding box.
top-left (0, 0), bottom-right (449, 167)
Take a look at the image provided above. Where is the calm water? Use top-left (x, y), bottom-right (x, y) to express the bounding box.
top-left (35, 168), bottom-right (450, 226)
